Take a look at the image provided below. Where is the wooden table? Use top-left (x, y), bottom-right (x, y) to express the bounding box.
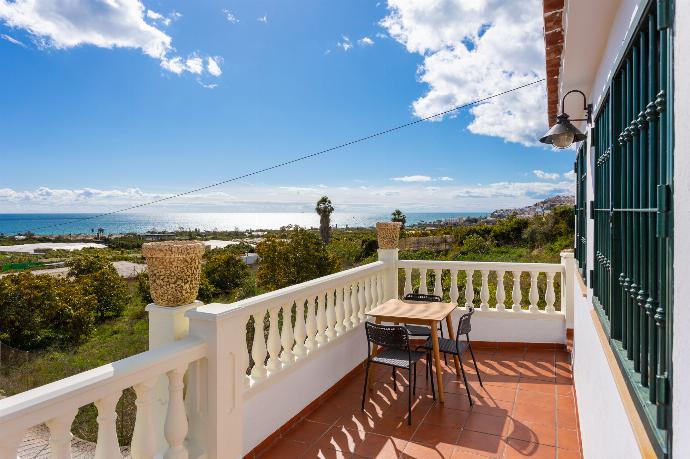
top-left (366, 299), bottom-right (460, 403)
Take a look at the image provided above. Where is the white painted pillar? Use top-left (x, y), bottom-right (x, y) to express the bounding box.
top-left (377, 248), bottom-right (399, 302)
top-left (146, 301), bottom-right (202, 455)
top-left (561, 251), bottom-right (575, 331)
top-left (186, 305), bottom-right (245, 459)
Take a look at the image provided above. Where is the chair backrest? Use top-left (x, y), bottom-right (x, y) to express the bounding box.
top-left (456, 306), bottom-right (475, 336)
top-left (403, 293), bottom-right (442, 302)
top-left (365, 322), bottom-right (410, 350)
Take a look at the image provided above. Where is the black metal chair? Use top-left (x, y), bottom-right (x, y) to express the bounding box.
top-left (402, 293), bottom-right (447, 364)
top-left (417, 306), bottom-right (482, 406)
top-left (362, 322), bottom-right (435, 425)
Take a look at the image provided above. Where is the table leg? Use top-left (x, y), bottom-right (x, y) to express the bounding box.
top-left (431, 324), bottom-right (445, 403)
top-left (367, 318), bottom-right (380, 391)
top-left (445, 315), bottom-right (462, 376)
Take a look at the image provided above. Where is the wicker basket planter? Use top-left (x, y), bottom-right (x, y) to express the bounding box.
top-left (376, 222), bottom-right (402, 249)
top-left (142, 241), bottom-right (205, 306)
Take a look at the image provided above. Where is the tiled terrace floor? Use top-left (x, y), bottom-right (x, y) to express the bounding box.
top-left (258, 345), bottom-right (581, 459)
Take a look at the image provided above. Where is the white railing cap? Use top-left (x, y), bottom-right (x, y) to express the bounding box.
top-left (187, 261), bottom-right (387, 320)
top-left (397, 259), bottom-right (565, 273)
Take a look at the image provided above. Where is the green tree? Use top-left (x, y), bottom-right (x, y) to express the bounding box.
top-left (81, 267), bottom-right (129, 322)
top-left (203, 249), bottom-right (250, 294)
top-left (315, 196), bottom-right (334, 244)
top-left (391, 209), bottom-right (407, 229)
top-left (66, 252), bottom-right (111, 277)
top-left (0, 273), bottom-right (96, 350)
top-left (256, 226), bottom-right (340, 291)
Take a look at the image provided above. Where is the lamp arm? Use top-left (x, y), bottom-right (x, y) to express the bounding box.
top-left (561, 90), bottom-right (593, 124)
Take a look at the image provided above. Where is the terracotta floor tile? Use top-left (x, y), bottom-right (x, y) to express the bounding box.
top-left (410, 420), bottom-right (462, 447)
top-left (423, 406), bottom-right (470, 429)
top-left (556, 449), bottom-right (581, 459)
top-left (506, 419), bottom-right (556, 446)
top-left (517, 380), bottom-right (555, 394)
top-left (302, 444), bottom-right (359, 459)
top-left (504, 438), bottom-right (556, 458)
top-left (282, 420), bottom-right (332, 445)
top-left (512, 402), bottom-right (555, 427)
top-left (556, 395), bottom-right (576, 413)
top-left (463, 412), bottom-right (510, 437)
top-left (440, 392), bottom-right (473, 412)
top-left (472, 385), bottom-right (517, 404)
top-left (556, 428), bottom-right (580, 452)
top-left (557, 410), bottom-right (579, 430)
top-left (257, 439), bottom-right (308, 458)
top-left (366, 414), bottom-right (418, 440)
top-left (514, 389), bottom-right (555, 408)
top-left (555, 384), bottom-right (574, 397)
top-left (453, 431), bottom-right (506, 458)
top-left (308, 404), bottom-right (348, 425)
top-left (400, 441), bottom-right (456, 458)
top-left (468, 397), bottom-right (514, 418)
top-left (317, 425), bottom-right (407, 459)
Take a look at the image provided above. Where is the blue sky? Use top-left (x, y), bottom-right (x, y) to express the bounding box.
top-left (0, 0), bottom-right (574, 213)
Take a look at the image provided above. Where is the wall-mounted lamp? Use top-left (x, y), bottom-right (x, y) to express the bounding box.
top-left (539, 90), bottom-right (593, 149)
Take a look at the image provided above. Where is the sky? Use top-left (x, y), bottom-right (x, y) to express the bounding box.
top-left (0, 0), bottom-right (575, 214)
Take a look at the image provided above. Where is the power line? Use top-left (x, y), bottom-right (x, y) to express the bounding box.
top-left (17, 78), bottom-right (545, 234)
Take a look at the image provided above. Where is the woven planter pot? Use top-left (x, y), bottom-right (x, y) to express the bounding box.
top-left (142, 241), bottom-right (205, 306)
top-left (376, 222), bottom-right (402, 249)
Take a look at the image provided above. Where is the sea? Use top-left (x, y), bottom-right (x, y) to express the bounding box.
top-left (0, 212), bottom-right (489, 236)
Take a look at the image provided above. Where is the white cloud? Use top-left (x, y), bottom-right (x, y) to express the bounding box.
top-left (207, 56), bottom-right (222, 77)
top-left (380, 0), bottom-right (547, 146)
top-left (392, 175), bottom-right (432, 182)
top-left (185, 55), bottom-right (203, 74)
top-left (533, 170), bottom-right (560, 180)
top-left (337, 35), bottom-right (352, 51)
top-left (0, 0), bottom-right (217, 78)
top-left (563, 170), bottom-right (577, 181)
top-left (438, 176), bottom-right (453, 181)
top-left (197, 80), bottom-right (218, 89)
top-left (1, 32), bottom-right (25, 46)
top-left (257, 14), bottom-right (268, 24)
top-left (222, 9), bottom-right (238, 24)
top-left (0, 181), bottom-right (574, 213)
top-left (358, 36), bottom-right (374, 46)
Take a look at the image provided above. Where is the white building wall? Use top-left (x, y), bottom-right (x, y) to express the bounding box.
top-left (672, 0), bottom-right (690, 455)
top-left (572, 276), bottom-right (641, 459)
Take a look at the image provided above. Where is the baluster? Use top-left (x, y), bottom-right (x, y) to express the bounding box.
top-left (266, 306), bottom-right (282, 372)
top-left (350, 282), bottom-right (360, 326)
top-left (529, 271), bottom-right (540, 313)
top-left (46, 410), bottom-right (78, 459)
top-left (419, 268), bottom-right (428, 294)
top-left (404, 268), bottom-right (413, 295)
top-left (132, 378), bottom-right (158, 459)
top-left (376, 272), bottom-right (384, 304)
top-left (512, 271), bottom-right (522, 311)
top-left (545, 272), bottom-right (556, 313)
top-left (433, 269), bottom-right (443, 298)
top-left (293, 299), bottom-right (307, 358)
top-left (280, 304), bottom-right (295, 365)
top-left (335, 287), bottom-right (345, 335)
top-left (358, 279), bottom-right (366, 320)
top-left (316, 293), bottom-right (327, 345)
top-left (305, 297), bottom-right (318, 350)
top-left (326, 290), bottom-right (337, 339)
top-left (450, 269), bottom-right (459, 304)
top-left (251, 311), bottom-right (268, 379)
top-left (496, 271), bottom-right (506, 311)
top-left (365, 277), bottom-right (373, 312)
top-left (464, 270), bottom-right (475, 309)
top-left (343, 286), bottom-right (353, 330)
top-left (95, 392), bottom-right (122, 459)
top-left (0, 428), bottom-right (25, 459)
top-left (164, 366), bottom-right (188, 459)
top-left (241, 314), bottom-right (251, 387)
top-left (369, 276), bottom-right (378, 309)
top-left (480, 270), bottom-right (490, 311)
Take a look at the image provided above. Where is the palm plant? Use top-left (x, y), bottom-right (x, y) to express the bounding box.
top-left (391, 209), bottom-right (407, 229)
top-left (315, 196), bottom-right (334, 243)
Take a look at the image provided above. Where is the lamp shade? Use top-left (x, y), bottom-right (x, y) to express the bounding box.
top-left (539, 113), bottom-right (587, 148)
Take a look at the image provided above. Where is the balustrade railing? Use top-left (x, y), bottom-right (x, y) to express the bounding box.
top-left (0, 338), bottom-right (206, 459)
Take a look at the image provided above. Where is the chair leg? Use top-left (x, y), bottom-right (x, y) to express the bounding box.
top-left (408, 367), bottom-right (413, 425)
top-left (413, 362), bottom-right (417, 395)
top-left (468, 341), bottom-right (483, 387)
top-left (458, 356), bottom-right (473, 406)
top-left (429, 358), bottom-right (436, 401)
top-left (362, 360), bottom-right (370, 411)
top-left (440, 326), bottom-right (448, 365)
top-left (425, 351), bottom-right (430, 381)
top-left (392, 366), bottom-right (397, 390)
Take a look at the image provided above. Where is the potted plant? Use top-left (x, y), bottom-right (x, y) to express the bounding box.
top-left (142, 240), bottom-right (205, 306)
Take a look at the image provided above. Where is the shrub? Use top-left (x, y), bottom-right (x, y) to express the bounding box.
top-left (135, 273), bottom-right (153, 304)
top-left (66, 252), bottom-right (112, 277)
top-left (462, 234), bottom-right (491, 254)
top-left (203, 249), bottom-right (250, 294)
top-left (81, 267), bottom-right (129, 322)
top-left (0, 273), bottom-right (96, 350)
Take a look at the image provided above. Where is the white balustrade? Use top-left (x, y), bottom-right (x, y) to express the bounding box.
top-left (335, 288), bottom-right (345, 335)
top-left (496, 271), bottom-right (506, 311)
top-left (545, 272), bottom-right (556, 313)
top-left (281, 304), bottom-right (296, 365)
top-left (305, 297), bottom-right (318, 350)
top-left (357, 279), bottom-right (366, 321)
top-left (512, 271), bottom-right (522, 311)
top-left (450, 270), bottom-right (459, 304)
top-left (163, 366), bottom-right (188, 459)
top-left (480, 270), bottom-right (490, 311)
top-left (529, 271), bottom-right (540, 313)
top-left (465, 269), bottom-right (475, 309)
top-left (419, 268), bottom-right (428, 294)
top-left (350, 282), bottom-right (360, 326)
top-left (94, 392), bottom-right (122, 459)
top-left (376, 272), bottom-right (384, 306)
top-left (433, 269), bottom-right (443, 298)
top-left (293, 299), bottom-right (307, 358)
top-left (266, 307), bottom-right (282, 372)
top-left (343, 287), bottom-right (352, 330)
top-left (0, 429), bottom-right (25, 459)
top-left (404, 268), bottom-right (413, 295)
top-left (315, 294), bottom-right (327, 345)
top-left (131, 378), bottom-right (157, 459)
top-left (326, 291), bottom-right (337, 339)
top-left (251, 312), bottom-right (268, 379)
top-left (46, 410), bottom-right (77, 459)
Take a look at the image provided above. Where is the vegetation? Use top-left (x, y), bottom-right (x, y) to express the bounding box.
top-left (256, 226), bottom-right (340, 290)
top-left (391, 209), bottom-right (407, 228)
top-left (315, 196), bottom-right (334, 244)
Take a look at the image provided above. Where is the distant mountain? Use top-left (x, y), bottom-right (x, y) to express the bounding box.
top-left (491, 195), bottom-right (575, 219)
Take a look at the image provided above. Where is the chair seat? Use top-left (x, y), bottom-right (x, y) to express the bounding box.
top-left (418, 337), bottom-right (468, 355)
top-left (371, 348), bottom-right (426, 368)
top-left (405, 324), bottom-right (432, 336)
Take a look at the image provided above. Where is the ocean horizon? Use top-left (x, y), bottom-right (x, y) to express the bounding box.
top-left (0, 212), bottom-right (490, 236)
